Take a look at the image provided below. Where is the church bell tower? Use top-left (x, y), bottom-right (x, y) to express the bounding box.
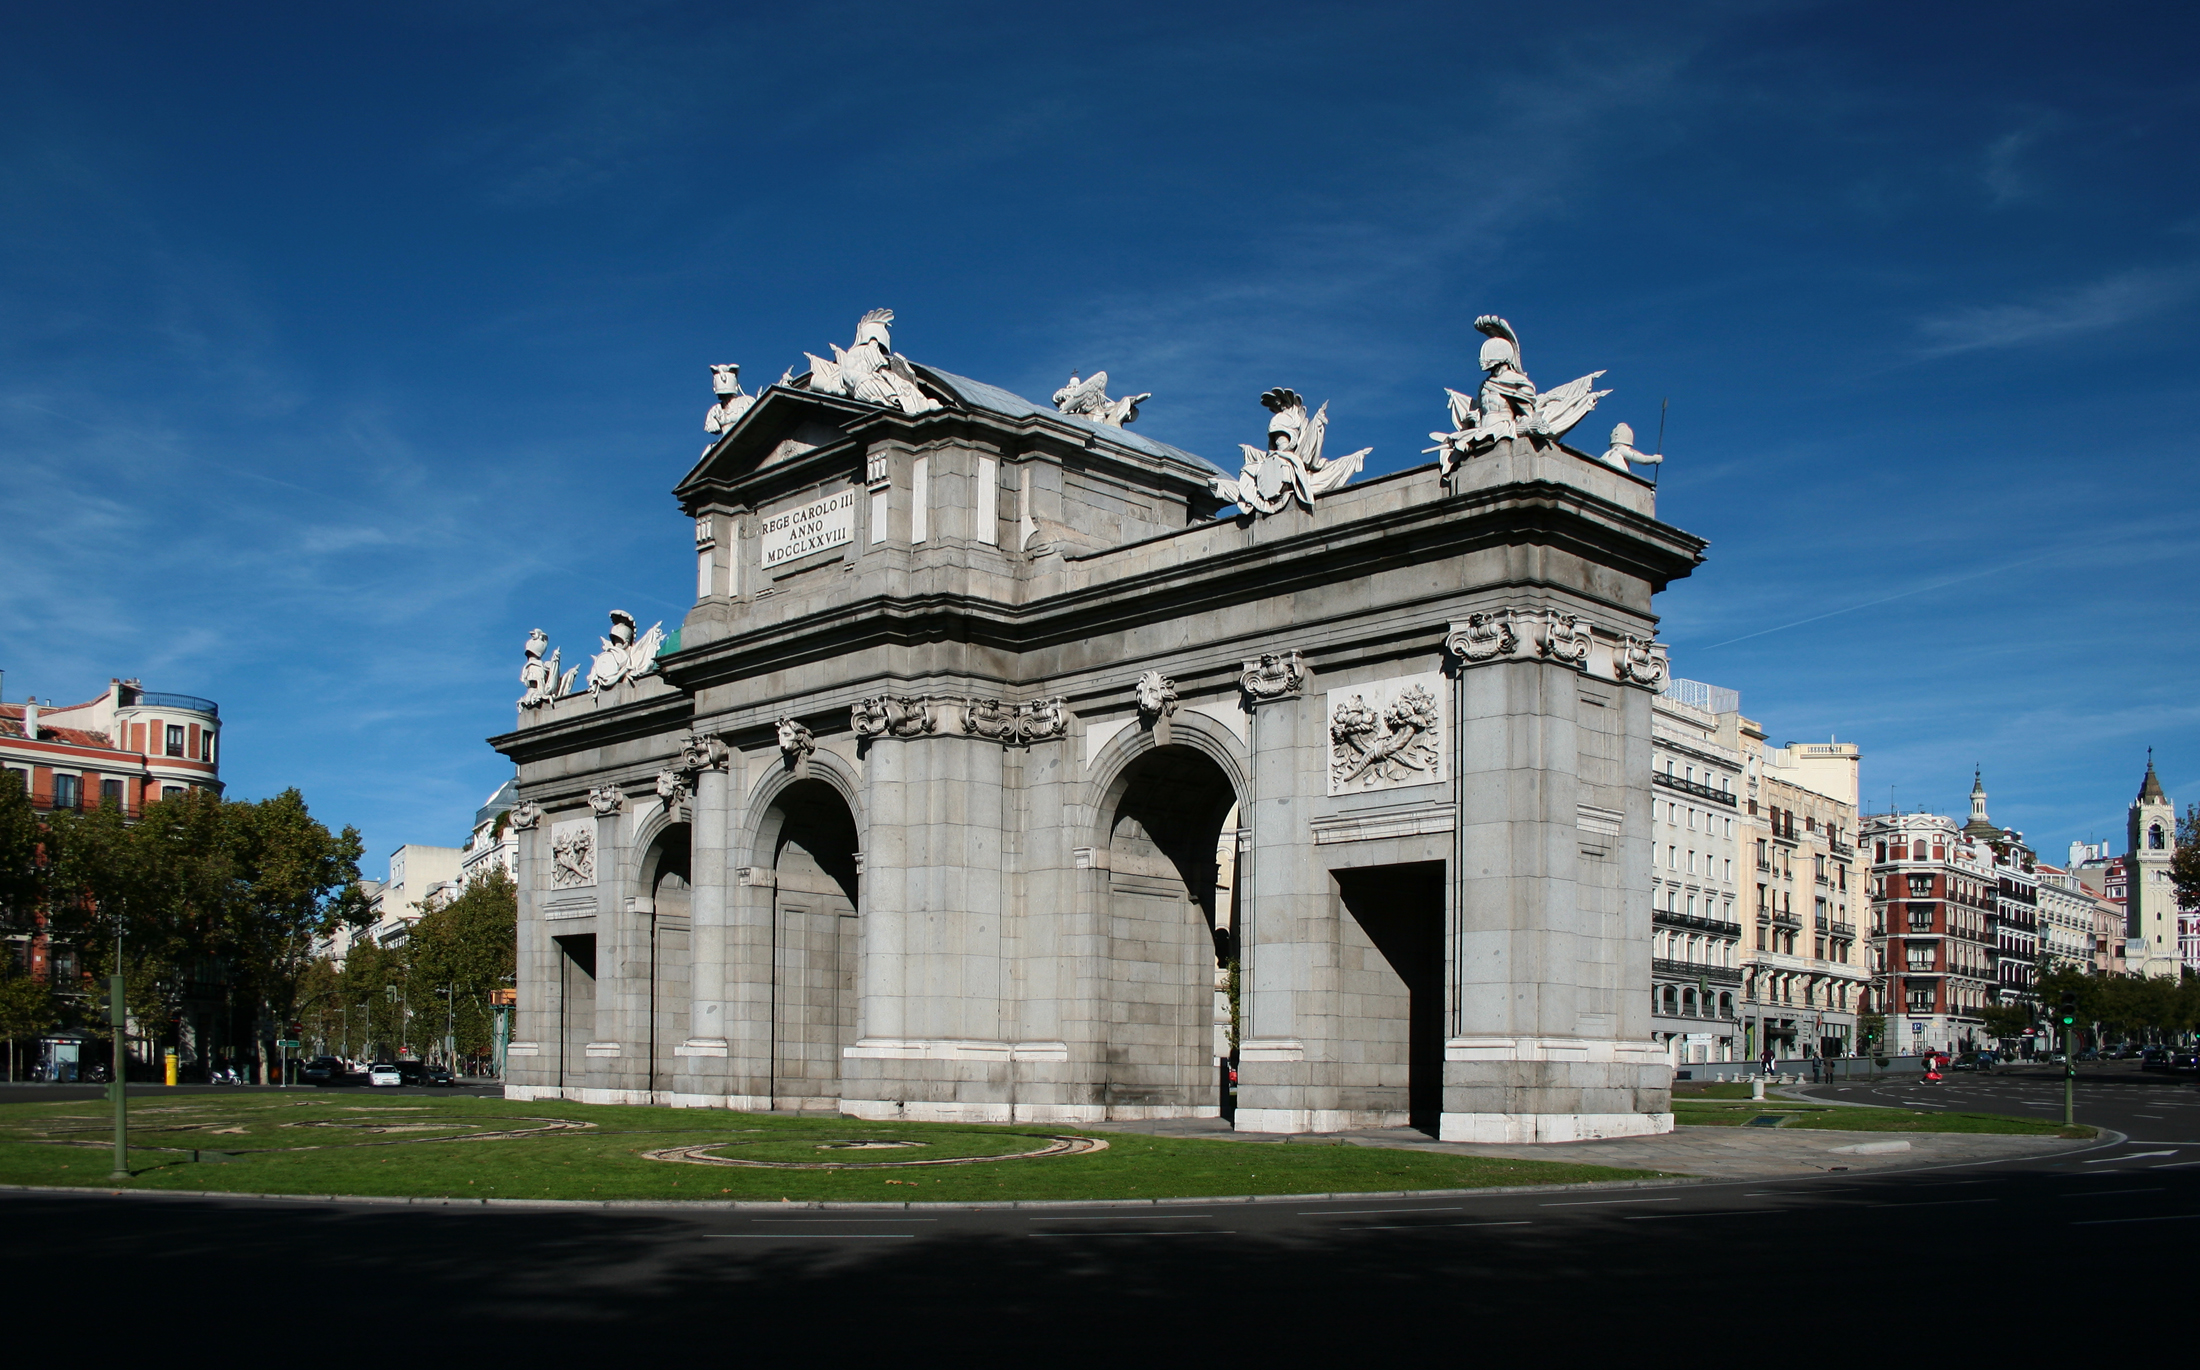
top-left (2126, 754), bottom-right (2178, 977)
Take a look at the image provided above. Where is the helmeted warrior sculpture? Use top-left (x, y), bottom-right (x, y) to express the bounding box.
top-left (796, 309), bottom-right (942, 416)
top-left (704, 364), bottom-right (754, 438)
top-left (1429, 316), bottom-right (1609, 473)
top-left (585, 610), bottom-right (665, 697)
top-left (1052, 370), bottom-right (1150, 427)
top-left (1211, 388), bottom-right (1370, 516)
top-left (519, 628), bottom-right (579, 709)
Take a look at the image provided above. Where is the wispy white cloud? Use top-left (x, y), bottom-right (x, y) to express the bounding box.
top-left (1916, 264), bottom-right (2200, 355)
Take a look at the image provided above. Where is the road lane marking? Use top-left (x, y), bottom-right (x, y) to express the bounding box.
top-left (1539, 1196), bottom-right (1685, 1207)
top-left (2085, 1151), bottom-right (2178, 1163)
top-left (1028, 1230), bottom-right (1235, 1238)
top-left (750, 1217), bottom-right (939, 1223)
top-left (1297, 1206), bottom-right (1463, 1216)
top-left (1863, 1198), bottom-right (1997, 1208)
top-left (1335, 1220), bottom-right (1532, 1231)
top-left (706, 1233), bottom-right (915, 1239)
top-left (2071, 1213), bottom-right (2200, 1226)
top-left (2061, 1189), bottom-right (2164, 1197)
top-left (2150, 1160), bottom-right (2200, 1169)
top-left (1621, 1210), bottom-right (1784, 1221)
top-left (1032, 1213), bottom-right (1216, 1221)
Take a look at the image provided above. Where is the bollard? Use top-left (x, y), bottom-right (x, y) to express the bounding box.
top-left (163, 1050), bottom-right (178, 1087)
top-left (1751, 1076), bottom-right (1765, 1101)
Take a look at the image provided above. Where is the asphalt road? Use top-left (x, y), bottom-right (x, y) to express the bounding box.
top-left (5, 1073), bottom-right (2193, 1357)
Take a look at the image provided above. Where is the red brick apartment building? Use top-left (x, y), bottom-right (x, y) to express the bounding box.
top-left (2, 676), bottom-right (223, 982)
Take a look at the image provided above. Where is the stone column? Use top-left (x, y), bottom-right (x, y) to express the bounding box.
top-left (1440, 618), bottom-right (1669, 1144)
top-left (675, 762), bottom-right (733, 1104)
top-left (1233, 655), bottom-right (1321, 1133)
top-left (842, 721), bottom-right (1011, 1122)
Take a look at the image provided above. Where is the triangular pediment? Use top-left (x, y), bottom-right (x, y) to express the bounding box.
top-left (673, 386), bottom-right (870, 505)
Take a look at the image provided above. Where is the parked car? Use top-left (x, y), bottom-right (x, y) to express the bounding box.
top-left (2107, 1044), bottom-right (2139, 1060)
top-left (419, 1064), bottom-right (457, 1087)
top-left (2174, 1050), bottom-right (2200, 1073)
top-left (1952, 1052), bottom-right (1990, 1071)
top-left (300, 1057), bottom-right (346, 1086)
top-left (367, 1062), bottom-right (404, 1088)
top-left (2141, 1047), bottom-right (2173, 1070)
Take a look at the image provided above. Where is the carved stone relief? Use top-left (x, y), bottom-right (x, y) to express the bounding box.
top-left (586, 784), bottom-right (626, 816)
top-left (1240, 651), bottom-right (1307, 704)
top-left (1135, 670), bottom-right (1179, 723)
top-left (655, 768), bottom-right (691, 808)
top-left (776, 717), bottom-right (816, 766)
top-left (549, 818), bottom-right (596, 889)
top-left (1327, 673), bottom-right (1447, 795)
top-left (960, 697), bottom-right (1067, 746)
top-left (507, 799), bottom-right (543, 831)
top-left (1538, 610), bottom-right (1592, 667)
top-left (1445, 610), bottom-right (1519, 664)
top-left (1615, 634), bottom-right (1670, 690)
top-left (853, 696), bottom-right (935, 739)
top-left (679, 731), bottom-right (730, 774)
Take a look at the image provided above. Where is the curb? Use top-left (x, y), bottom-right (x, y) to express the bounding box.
top-left (0, 1172), bottom-right (1714, 1213)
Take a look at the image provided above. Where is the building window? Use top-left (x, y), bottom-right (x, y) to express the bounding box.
top-left (201, 730), bottom-right (216, 762)
top-left (101, 778), bottom-right (123, 808)
top-left (2150, 823), bottom-right (2165, 850)
top-left (163, 785), bottom-right (186, 799)
top-left (165, 724), bottom-right (185, 757)
top-left (52, 773), bottom-right (81, 810)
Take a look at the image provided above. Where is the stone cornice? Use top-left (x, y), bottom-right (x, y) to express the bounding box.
top-left (487, 686), bottom-right (693, 766)
top-left (660, 472), bottom-right (1702, 696)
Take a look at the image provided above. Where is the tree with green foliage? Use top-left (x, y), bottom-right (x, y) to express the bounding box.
top-left (1978, 1003), bottom-right (2033, 1044)
top-left (0, 965), bottom-right (57, 1082)
top-left (404, 866), bottom-right (516, 1067)
top-left (37, 787), bottom-right (364, 1079)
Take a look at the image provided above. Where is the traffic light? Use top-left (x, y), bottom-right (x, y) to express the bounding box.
top-left (2059, 991), bottom-right (2076, 1028)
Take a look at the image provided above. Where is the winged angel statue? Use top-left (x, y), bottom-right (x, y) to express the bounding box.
top-left (1211, 388), bottom-right (1371, 516)
top-left (1052, 371), bottom-right (1149, 427)
top-left (793, 309), bottom-right (942, 416)
top-left (1428, 316), bottom-right (1609, 473)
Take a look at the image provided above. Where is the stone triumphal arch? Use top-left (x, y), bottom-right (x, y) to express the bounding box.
top-left (493, 312), bottom-right (1703, 1142)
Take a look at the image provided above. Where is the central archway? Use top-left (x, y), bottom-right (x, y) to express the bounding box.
top-left (1102, 744), bottom-right (1240, 1116)
top-left (754, 778), bottom-right (860, 1110)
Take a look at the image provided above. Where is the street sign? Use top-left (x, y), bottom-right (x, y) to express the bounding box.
top-left (277, 1039), bottom-right (300, 1048)
top-left (1911, 1021), bottom-right (1923, 1033)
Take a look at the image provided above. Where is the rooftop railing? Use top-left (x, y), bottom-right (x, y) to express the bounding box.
top-left (123, 691), bottom-right (218, 718)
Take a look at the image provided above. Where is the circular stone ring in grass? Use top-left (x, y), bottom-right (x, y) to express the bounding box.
top-left (643, 1134), bottom-right (1108, 1169)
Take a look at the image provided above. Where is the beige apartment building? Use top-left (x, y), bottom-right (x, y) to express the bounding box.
top-left (1650, 682), bottom-right (1745, 1067)
top-left (1660, 679), bottom-right (1865, 1060)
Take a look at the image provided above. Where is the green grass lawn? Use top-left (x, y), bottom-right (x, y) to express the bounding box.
top-left (0, 1094), bottom-right (1657, 1202)
top-left (1673, 1099), bottom-right (2090, 1137)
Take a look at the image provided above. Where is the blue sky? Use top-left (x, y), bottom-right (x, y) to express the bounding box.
top-left (2, 2), bottom-right (2195, 877)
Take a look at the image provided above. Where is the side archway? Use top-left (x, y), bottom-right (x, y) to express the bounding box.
top-left (747, 776), bottom-right (861, 1109)
top-left (1094, 742), bottom-right (1241, 1117)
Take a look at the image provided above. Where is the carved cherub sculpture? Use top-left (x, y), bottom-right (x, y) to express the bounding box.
top-left (800, 309), bottom-right (942, 416)
top-left (1428, 317), bottom-right (1609, 473)
top-left (1052, 371), bottom-right (1150, 427)
top-left (1210, 388), bottom-right (1370, 516)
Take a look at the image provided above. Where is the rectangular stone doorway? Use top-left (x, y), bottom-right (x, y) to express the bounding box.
top-left (553, 933), bottom-right (595, 1088)
top-left (1334, 862), bottom-right (1444, 1134)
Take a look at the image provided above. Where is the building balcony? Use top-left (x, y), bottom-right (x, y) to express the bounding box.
top-left (1653, 771), bottom-right (1738, 808)
top-left (1830, 922), bottom-right (1856, 939)
top-left (23, 791), bottom-right (141, 819)
top-left (1653, 908), bottom-right (1743, 938)
top-left (1828, 839), bottom-right (1854, 858)
top-left (1772, 913), bottom-right (1802, 929)
top-left (1655, 958), bottom-right (1743, 984)
top-left (119, 689), bottom-right (218, 718)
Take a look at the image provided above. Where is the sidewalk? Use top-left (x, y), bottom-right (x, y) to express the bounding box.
top-left (1083, 1115), bottom-right (2103, 1179)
